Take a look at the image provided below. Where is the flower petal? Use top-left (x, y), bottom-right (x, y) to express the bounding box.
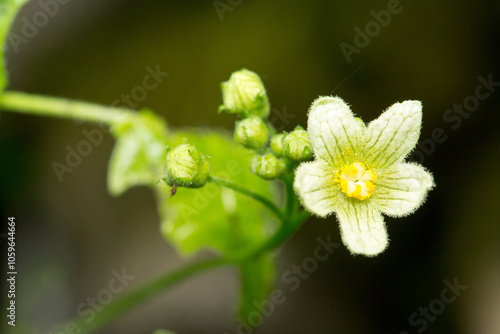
top-left (365, 101), bottom-right (422, 169)
top-left (294, 161), bottom-right (341, 217)
top-left (307, 96), bottom-right (362, 169)
top-left (336, 200), bottom-right (388, 256)
top-left (374, 162), bottom-right (434, 217)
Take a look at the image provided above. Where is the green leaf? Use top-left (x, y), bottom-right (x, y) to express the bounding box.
top-left (107, 109), bottom-right (168, 196)
top-left (237, 254), bottom-right (277, 327)
top-left (0, 0), bottom-right (29, 93)
top-left (158, 130), bottom-right (280, 259)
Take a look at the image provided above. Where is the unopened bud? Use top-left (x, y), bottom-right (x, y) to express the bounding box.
top-left (218, 68), bottom-right (270, 118)
top-left (164, 143), bottom-right (211, 188)
top-left (250, 153), bottom-right (281, 180)
top-left (234, 116), bottom-right (269, 149)
top-left (283, 126), bottom-right (312, 162)
top-left (270, 133), bottom-right (285, 157)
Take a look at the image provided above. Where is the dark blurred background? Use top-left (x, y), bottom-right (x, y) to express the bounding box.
top-left (1, 0), bottom-right (500, 333)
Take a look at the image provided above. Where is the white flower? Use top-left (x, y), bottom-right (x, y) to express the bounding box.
top-left (294, 96), bottom-right (434, 256)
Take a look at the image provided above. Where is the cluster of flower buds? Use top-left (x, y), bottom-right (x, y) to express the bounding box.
top-left (219, 69), bottom-right (312, 181)
top-left (163, 69), bottom-right (314, 190)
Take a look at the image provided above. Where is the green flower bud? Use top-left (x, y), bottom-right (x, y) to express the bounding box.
top-left (234, 116), bottom-right (269, 149)
top-left (250, 153), bottom-right (281, 180)
top-left (270, 133), bottom-right (285, 157)
top-left (283, 126), bottom-right (312, 162)
top-left (278, 157), bottom-right (292, 173)
top-left (164, 143), bottom-right (211, 188)
top-left (218, 68), bottom-right (270, 118)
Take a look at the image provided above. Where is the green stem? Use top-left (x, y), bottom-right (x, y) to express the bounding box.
top-left (249, 210), bottom-right (311, 259)
top-left (65, 258), bottom-right (231, 334)
top-left (250, 176), bottom-right (310, 256)
top-left (283, 174), bottom-right (296, 220)
top-left (0, 91), bottom-right (138, 124)
top-left (208, 173), bottom-right (311, 258)
top-left (207, 175), bottom-right (284, 220)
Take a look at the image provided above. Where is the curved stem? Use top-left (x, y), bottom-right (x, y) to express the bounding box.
top-left (207, 175), bottom-right (283, 220)
top-left (62, 258), bottom-right (231, 334)
top-left (249, 176), bottom-right (310, 257)
top-left (249, 210), bottom-right (311, 259)
top-left (0, 91), bottom-right (138, 125)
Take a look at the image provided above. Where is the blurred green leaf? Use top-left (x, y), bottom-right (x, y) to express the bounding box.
top-left (0, 0), bottom-right (29, 93)
top-left (107, 109), bottom-right (168, 196)
top-left (108, 109), bottom-right (280, 258)
top-left (158, 130), bottom-right (279, 259)
top-left (238, 254), bottom-right (277, 325)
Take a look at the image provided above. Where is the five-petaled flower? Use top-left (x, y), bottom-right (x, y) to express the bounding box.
top-left (294, 96), bottom-right (434, 256)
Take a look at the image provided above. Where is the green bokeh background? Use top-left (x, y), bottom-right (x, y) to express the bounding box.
top-left (1, 0), bottom-right (500, 333)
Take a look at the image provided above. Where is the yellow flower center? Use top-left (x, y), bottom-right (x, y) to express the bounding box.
top-left (337, 162), bottom-right (376, 200)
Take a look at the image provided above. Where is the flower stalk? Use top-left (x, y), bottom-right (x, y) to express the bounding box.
top-left (0, 91), bottom-right (138, 125)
